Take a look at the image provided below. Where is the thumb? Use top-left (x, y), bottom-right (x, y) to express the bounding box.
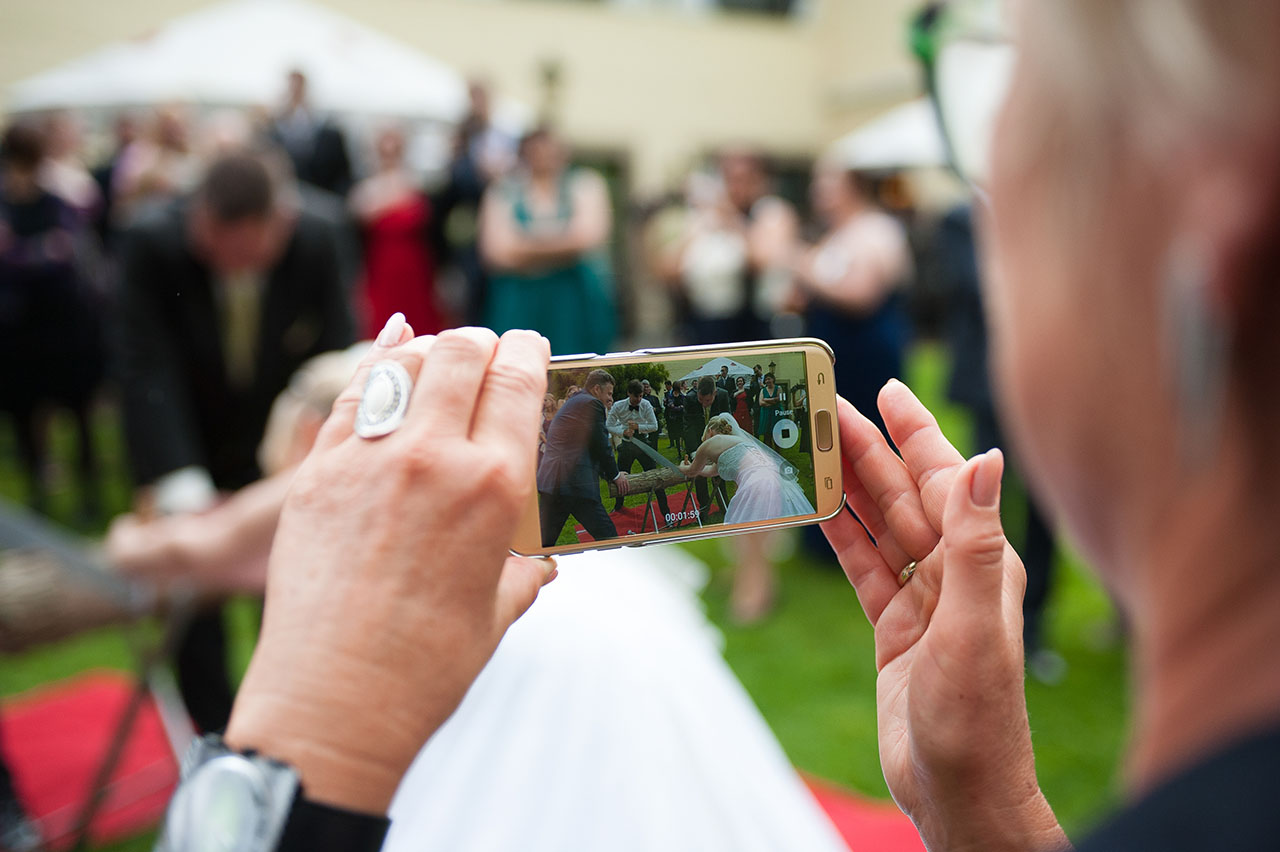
top-left (493, 555), bottom-right (557, 635)
top-left (939, 449), bottom-right (1010, 616)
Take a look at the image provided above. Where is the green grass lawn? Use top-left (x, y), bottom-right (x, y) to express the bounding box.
top-left (0, 342), bottom-right (1128, 850)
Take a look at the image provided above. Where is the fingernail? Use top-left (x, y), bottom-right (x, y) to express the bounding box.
top-left (970, 449), bottom-right (1003, 507)
top-left (377, 312), bottom-right (406, 347)
top-left (536, 557), bottom-right (557, 579)
top-left (545, 567), bottom-right (559, 584)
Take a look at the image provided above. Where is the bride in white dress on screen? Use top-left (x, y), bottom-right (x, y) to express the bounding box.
top-left (680, 413), bottom-right (815, 524)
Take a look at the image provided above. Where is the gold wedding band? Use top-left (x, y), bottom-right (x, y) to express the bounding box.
top-left (898, 561), bottom-right (918, 587)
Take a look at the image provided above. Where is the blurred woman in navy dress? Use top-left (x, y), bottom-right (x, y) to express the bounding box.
top-left (793, 162), bottom-right (912, 438)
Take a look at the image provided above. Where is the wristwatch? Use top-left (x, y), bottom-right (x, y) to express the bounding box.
top-left (156, 735), bottom-right (390, 852)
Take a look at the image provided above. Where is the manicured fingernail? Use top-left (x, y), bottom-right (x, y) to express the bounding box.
top-left (377, 312), bottom-right (406, 346)
top-left (970, 449), bottom-right (1003, 507)
top-left (536, 557), bottom-right (557, 579)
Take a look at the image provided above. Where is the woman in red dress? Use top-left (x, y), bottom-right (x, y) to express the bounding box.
top-left (732, 375), bottom-right (753, 433)
top-left (350, 126), bottom-right (448, 339)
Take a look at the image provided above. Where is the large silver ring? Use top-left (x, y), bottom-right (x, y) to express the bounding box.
top-left (355, 360), bottom-right (413, 438)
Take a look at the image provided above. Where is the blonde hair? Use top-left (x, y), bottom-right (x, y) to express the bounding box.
top-left (1033, 1), bottom-right (1280, 143)
top-left (705, 418), bottom-right (734, 437)
top-left (258, 344), bottom-right (368, 476)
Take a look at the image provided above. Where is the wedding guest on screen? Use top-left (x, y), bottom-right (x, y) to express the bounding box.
top-left (537, 370), bottom-right (630, 547)
top-left (681, 376), bottom-right (732, 515)
top-left (539, 393), bottom-right (557, 457)
top-left (640, 379), bottom-right (663, 451)
top-left (665, 380), bottom-right (687, 459)
top-left (480, 126), bottom-right (616, 356)
top-left (605, 379), bottom-right (670, 519)
top-left (732, 376), bottom-right (754, 433)
top-left (756, 373), bottom-right (781, 447)
top-left (350, 125), bottom-right (447, 339)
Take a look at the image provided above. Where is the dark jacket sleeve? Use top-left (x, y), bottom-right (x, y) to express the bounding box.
top-left (113, 221), bottom-right (206, 484)
top-left (587, 400), bottom-right (619, 481)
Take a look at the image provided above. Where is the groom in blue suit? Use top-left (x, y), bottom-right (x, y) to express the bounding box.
top-left (537, 369), bottom-right (632, 547)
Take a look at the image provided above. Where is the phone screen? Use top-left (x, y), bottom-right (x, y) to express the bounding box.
top-left (533, 348), bottom-right (828, 551)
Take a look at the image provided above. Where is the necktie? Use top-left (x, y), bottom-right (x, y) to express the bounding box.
top-left (220, 273), bottom-right (262, 390)
top-left (629, 405), bottom-right (639, 412)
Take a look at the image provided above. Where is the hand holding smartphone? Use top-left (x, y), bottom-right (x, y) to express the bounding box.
top-left (512, 339), bottom-right (844, 556)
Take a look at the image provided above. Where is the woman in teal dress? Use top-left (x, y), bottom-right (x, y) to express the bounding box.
top-left (479, 127), bottom-right (615, 355)
top-left (756, 373), bottom-right (781, 447)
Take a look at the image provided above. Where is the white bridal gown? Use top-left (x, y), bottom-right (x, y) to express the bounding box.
top-left (719, 442), bottom-right (816, 525)
top-left (384, 544), bottom-right (848, 852)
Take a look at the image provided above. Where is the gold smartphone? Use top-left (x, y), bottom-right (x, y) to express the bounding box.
top-left (512, 339), bottom-right (845, 556)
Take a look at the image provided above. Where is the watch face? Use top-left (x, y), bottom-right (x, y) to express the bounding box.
top-left (171, 755), bottom-right (270, 852)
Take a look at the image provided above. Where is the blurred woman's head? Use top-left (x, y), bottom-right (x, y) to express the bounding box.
top-left (259, 345), bottom-right (368, 475)
top-left (986, 1), bottom-right (1280, 589)
top-left (810, 160), bottom-right (870, 226)
top-left (375, 125), bottom-right (406, 171)
top-left (543, 393), bottom-right (556, 415)
top-left (764, 373), bottom-right (776, 388)
top-left (519, 126), bottom-right (565, 179)
top-left (0, 122), bottom-right (45, 193)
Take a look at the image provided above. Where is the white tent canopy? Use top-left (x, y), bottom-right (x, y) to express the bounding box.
top-left (677, 357), bottom-right (754, 384)
top-left (827, 97), bottom-right (947, 172)
top-left (6, 0), bottom-right (475, 121)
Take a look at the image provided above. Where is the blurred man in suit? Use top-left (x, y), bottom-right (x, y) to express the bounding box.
top-left (537, 370), bottom-right (631, 547)
top-left (269, 70), bottom-right (353, 197)
top-left (682, 376), bottom-right (732, 512)
top-left (116, 147), bottom-right (353, 731)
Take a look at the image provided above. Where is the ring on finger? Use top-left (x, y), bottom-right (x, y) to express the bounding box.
top-left (898, 560), bottom-right (918, 587)
top-left (355, 360), bottom-right (413, 438)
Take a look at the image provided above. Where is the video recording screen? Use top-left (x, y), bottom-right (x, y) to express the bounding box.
top-left (536, 351), bottom-right (819, 548)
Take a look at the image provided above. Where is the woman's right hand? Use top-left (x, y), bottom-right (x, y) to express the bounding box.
top-left (821, 383), bottom-right (1068, 852)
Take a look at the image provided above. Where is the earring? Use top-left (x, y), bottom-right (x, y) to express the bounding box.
top-left (1162, 238), bottom-right (1230, 468)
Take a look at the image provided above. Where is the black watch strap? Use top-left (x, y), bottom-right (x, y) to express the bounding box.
top-left (278, 797), bottom-right (390, 852)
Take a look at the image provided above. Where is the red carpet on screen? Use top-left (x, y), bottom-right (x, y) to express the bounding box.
top-left (3, 672), bottom-right (923, 851)
top-left (574, 496), bottom-right (722, 541)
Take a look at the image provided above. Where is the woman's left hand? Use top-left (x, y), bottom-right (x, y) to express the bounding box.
top-left (821, 384), bottom-right (1066, 852)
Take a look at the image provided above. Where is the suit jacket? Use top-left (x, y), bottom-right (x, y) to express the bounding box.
top-left (537, 392), bottom-right (619, 500)
top-left (683, 388), bottom-right (732, 444)
top-left (115, 201), bottom-right (354, 490)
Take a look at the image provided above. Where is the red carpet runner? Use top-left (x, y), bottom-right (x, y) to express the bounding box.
top-left (3, 672), bottom-right (923, 851)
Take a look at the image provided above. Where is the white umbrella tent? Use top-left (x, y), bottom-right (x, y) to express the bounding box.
top-left (7, 0), bottom-right (468, 120)
top-left (677, 357), bottom-right (754, 384)
top-left (827, 97), bottom-right (947, 172)
top-left (5, 0), bottom-right (531, 176)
